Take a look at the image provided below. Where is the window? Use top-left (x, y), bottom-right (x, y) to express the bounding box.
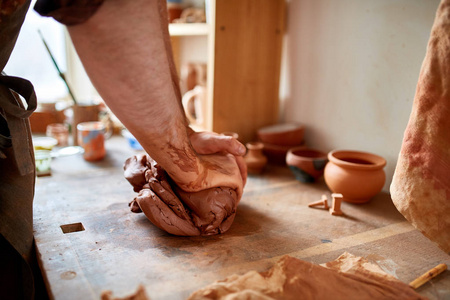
top-left (4, 1), bottom-right (68, 103)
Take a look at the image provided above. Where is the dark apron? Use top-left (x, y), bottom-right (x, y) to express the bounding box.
top-left (0, 1), bottom-right (38, 299)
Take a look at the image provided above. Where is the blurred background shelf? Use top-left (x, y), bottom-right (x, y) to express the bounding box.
top-left (169, 23), bottom-right (210, 36)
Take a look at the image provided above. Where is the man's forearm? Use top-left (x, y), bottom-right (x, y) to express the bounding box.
top-left (67, 0), bottom-right (200, 182)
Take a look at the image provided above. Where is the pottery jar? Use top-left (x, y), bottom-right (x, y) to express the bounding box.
top-left (244, 142), bottom-right (268, 174)
top-left (324, 150), bottom-right (386, 204)
top-left (286, 147), bottom-right (328, 183)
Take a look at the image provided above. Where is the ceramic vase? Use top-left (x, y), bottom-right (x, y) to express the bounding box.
top-left (324, 150), bottom-right (386, 204)
top-left (286, 147), bottom-right (328, 183)
top-left (244, 142), bottom-right (268, 174)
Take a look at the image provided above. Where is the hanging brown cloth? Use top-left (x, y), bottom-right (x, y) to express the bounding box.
top-left (391, 0), bottom-right (450, 253)
top-left (0, 1), bottom-right (37, 298)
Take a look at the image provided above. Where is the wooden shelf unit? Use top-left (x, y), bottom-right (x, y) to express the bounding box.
top-left (170, 0), bottom-right (285, 143)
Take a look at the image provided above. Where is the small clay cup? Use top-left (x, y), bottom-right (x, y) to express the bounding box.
top-left (324, 150), bottom-right (386, 204)
top-left (286, 147), bottom-right (328, 183)
top-left (77, 121), bottom-right (106, 161)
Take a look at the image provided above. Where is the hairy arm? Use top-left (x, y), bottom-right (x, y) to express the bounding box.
top-left (67, 0), bottom-right (243, 196)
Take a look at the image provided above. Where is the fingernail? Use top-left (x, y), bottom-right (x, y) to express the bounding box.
top-left (237, 144), bottom-right (246, 156)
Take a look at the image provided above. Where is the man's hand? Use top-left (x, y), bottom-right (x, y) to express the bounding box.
top-left (188, 130), bottom-right (247, 186)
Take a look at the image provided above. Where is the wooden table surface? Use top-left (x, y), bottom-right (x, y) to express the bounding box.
top-left (34, 137), bottom-right (450, 300)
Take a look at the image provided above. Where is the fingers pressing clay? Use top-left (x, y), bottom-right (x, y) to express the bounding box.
top-left (189, 131), bottom-right (246, 156)
top-left (225, 136), bottom-right (246, 156)
top-left (124, 155), bottom-right (148, 192)
top-left (124, 154), bottom-right (238, 236)
top-left (235, 156), bottom-right (248, 187)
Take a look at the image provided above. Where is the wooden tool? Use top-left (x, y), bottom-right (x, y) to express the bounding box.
top-left (409, 263), bottom-right (447, 289)
top-left (308, 194), bottom-right (329, 209)
top-left (330, 193), bottom-right (344, 216)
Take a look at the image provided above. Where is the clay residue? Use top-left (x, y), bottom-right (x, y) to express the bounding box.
top-left (101, 284), bottom-right (149, 300)
top-left (322, 252), bottom-right (398, 281)
top-left (188, 254), bottom-right (426, 300)
top-left (124, 154), bottom-right (238, 236)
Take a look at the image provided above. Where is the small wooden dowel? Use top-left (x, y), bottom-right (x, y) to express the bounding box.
top-left (409, 263), bottom-right (447, 289)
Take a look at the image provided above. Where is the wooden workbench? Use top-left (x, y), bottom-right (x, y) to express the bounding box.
top-left (34, 137), bottom-right (450, 300)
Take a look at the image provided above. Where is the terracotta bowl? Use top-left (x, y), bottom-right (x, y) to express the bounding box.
top-left (324, 150), bottom-right (386, 203)
top-left (257, 123), bottom-right (304, 146)
top-left (262, 142), bottom-right (304, 165)
top-left (286, 147), bottom-right (328, 183)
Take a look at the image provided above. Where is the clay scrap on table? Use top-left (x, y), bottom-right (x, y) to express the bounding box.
top-left (188, 253), bottom-right (425, 300)
top-left (391, 0), bottom-right (450, 253)
top-left (123, 154), bottom-right (238, 236)
top-left (101, 285), bottom-right (148, 300)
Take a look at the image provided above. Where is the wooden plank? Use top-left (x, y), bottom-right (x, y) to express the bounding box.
top-left (34, 137), bottom-right (450, 299)
top-left (212, 0), bottom-right (285, 143)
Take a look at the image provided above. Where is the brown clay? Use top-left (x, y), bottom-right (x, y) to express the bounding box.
top-left (188, 255), bottom-right (426, 300)
top-left (124, 154), bottom-right (238, 236)
top-left (324, 150), bottom-right (386, 204)
top-left (329, 193), bottom-right (344, 216)
top-left (244, 142), bottom-right (268, 174)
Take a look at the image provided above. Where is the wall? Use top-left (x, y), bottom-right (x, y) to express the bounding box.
top-left (279, 0), bottom-right (440, 191)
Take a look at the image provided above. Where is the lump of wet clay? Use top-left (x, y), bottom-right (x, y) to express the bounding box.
top-left (123, 154), bottom-right (238, 236)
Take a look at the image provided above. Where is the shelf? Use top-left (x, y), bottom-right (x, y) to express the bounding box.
top-left (169, 23), bottom-right (211, 36)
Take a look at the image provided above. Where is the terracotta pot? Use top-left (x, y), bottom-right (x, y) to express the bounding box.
top-left (324, 150), bottom-right (386, 204)
top-left (262, 142), bottom-right (306, 165)
top-left (257, 123), bottom-right (304, 146)
top-left (286, 147), bottom-right (328, 183)
top-left (244, 142), bottom-right (268, 174)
